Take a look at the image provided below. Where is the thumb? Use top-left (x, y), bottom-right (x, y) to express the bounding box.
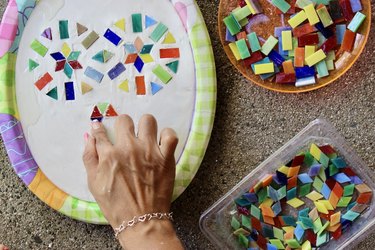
top-left (83, 133), bottom-right (98, 181)
top-left (159, 128), bottom-right (178, 161)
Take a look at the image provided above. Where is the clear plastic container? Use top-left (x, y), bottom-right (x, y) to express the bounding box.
top-left (200, 119), bottom-right (375, 249)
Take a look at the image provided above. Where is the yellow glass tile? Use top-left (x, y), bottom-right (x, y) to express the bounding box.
top-left (288, 10), bottom-right (308, 28)
top-left (305, 45), bottom-right (316, 63)
top-left (62, 42), bottom-right (71, 57)
top-left (278, 165), bottom-right (290, 175)
top-left (119, 80), bottom-right (129, 92)
top-left (314, 201), bottom-right (328, 214)
top-left (163, 32), bottom-right (176, 44)
top-left (310, 143), bottom-right (321, 160)
top-left (254, 63), bottom-right (275, 74)
top-left (303, 4), bottom-right (320, 25)
top-left (320, 200), bottom-right (334, 210)
top-left (309, 207), bottom-right (319, 221)
top-left (229, 42), bottom-right (241, 60)
top-left (114, 18), bottom-right (125, 31)
top-left (287, 198), bottom-right (305, 208)
top-left (245, 0), bottom-right (257, 14)
top-left (81, 82), bottom-right (93, 95)
top-left (306, 190), bottom-right (323, 201)
top-left (282, 226), bottom-right (295, 233)
top-left (260, 198), bottom-right (274, 207)
top-left (305, 49), bottom-right (327, 67)
top-left (301, 240), bottom-right (312, 250)
top-left (282, 30), bottom-right (293, 51)
top-left (139, 54), bottom-right (154, 63)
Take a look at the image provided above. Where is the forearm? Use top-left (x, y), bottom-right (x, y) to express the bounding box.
top-left (118, 220), bottom-right (184, 250)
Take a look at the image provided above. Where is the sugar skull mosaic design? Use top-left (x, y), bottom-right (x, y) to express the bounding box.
top-left (29, 14), bottom-right (180, 121)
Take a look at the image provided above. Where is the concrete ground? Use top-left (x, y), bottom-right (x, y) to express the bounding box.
top-left (0, 0), bottom-right (374, 249)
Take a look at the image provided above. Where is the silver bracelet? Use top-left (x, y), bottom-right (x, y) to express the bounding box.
top-left (114, 212), bottom-right (173, 238)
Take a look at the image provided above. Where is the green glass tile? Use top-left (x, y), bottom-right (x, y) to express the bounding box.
top-left (286, 239), bottom-right (301, 248)
top-left (132, 13), bottom-right (143, 33)
top-left (342, 210), bottom-right (360, 221)
top-left (277, 186), bottom-right (287, 200)
top-left (233, 6), bottom-right (252, 21)
top-left (251, 204), bottom-right (261, 219)
top-left (247, 32), bottom-right (261, 52)
top-left (150, 22), bottom-right (168, 42)
top-left (238, 233), bottom-right (249, 247)
top-left (152, 65), bottom-right (172, 84)
top-left (287, 187), bottom-right (297, 200)
top-left (319, 153), bottom-right (330, 168)
top-left (273, 227), bottom-right (284, 240)
top-left (329, 164), bottom-right (339, 177)
top-left (241, 215), bottom-right (252, 230)
top-left (261, 35), bottom-right (278, 55)
top-left (28, 59), bottom-right (39, 71)
top-left (337, 197), bottom-right (352, 207)
top-left (318, 167), bottom-right (326, 182)
top-left (231, 216), bottom-right (241, 230)
top-left (223, 13), bottom-right (241, 36)
top-left (46, 87), bottom-right (58, 100)
top-left (299, 183), bottom-right (312, 197)
top-left (316, 232), bottom-right (328, 247)
top-left (30, 39), bottom-right (48, 57)
top-left (269, 239), bottom-right (285, 249)
top-left (313, 177), bottom-right (324, 192)
top-left (67, 51), bottom-right (81, 61)
top-left (348, 12), bottom-right (366, 32)
top-left (59, 20), bottom-right (69, 39)
top-left (304, 152), bottom-right (315, 167)
top-left (300, 216), bottom-right (314, 229)
top-left (317, 221), bottom-right (330, 235)
top-left (343, 184), bottom-right (355, 196)
top-left (257, 188), bottom-right (268, 203)
top-left (82, 31), bottom-right (99, 49)
top-left (236, 39), bottom-right (251, 59)
top-left (166, 61), bottom-right (179, 73)
top-left (272, 0), bottom-right (291, 13)
top-left (313, 217), bottom-right (322, 233)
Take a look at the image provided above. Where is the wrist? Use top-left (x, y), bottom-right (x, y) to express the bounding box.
top-left (118, 219), bottom-right (182, 250)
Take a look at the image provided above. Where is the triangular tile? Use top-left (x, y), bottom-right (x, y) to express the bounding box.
top-left (97, 103), bottom-right (109, 115)
top-left (166, 60), bottom-right (179, 73)
top-left (77, 23), bottom-right (88, 36)
top-left (145, 15), bottom-right (157, 28)
top-left (118, 80), bottom-right (129, 92)
top-left (114, 18), bottom-right (125, 31)
top-left (163, 32), bottom-right (176, 44)
top-left (105, 105), bottom-right (118, 117)
top-left (92, 51), bottom-right (104, 63)
top-left (103, 50), bottom-right (114, 63)
top-left (91, 106), bottom-right (103, 119)
top-left (151, 82), bottom-right (163, 95)
top-left (28, 59), bottom-right (39, 71)
top-left (81, 82), bottom-right (93, 94)
top-left (41, 27), bottom-right (52, 40)
top-left (46, 87), bottom-right (58, 100)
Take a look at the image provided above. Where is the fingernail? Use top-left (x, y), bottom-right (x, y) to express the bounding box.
top-left (84, 132), bottom-right (89, 143)
top-left (91, 120), bottom-right (101, 130)
top-left (4, 247), bottom-right (9, 250)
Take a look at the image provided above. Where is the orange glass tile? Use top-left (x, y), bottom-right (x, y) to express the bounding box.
top-left (283, 60), bottom-right (295, 74)
top-left (355, 183), bottom-right (372, 193)
top-left (340, 29), bottom-right (356, 52)
top-left (287, 175), bottom-right (298, 190)
top-left (262, 175), bottom-right (274, 187)
top-left (125, 53), bottom-right (138, 64)
top-left (330, 211), bottom-right (341, 226)
top-left (263, 215), bottom-right (275, 225)
top-left (332, 183), bottom-right (344, 198)
top-left (136, 75), bottom-right (146, 95)
top-left (160, 48), bottom-right (180, 58)
top-left (294, 47), bottom-right (305, 67)
top-left (328, 223), bottom-right (341, 232)
top-left (329, 193), bottom-right (339, 208)
top-left (287, 166), bottom-right (300, 177)
top-left (284, 231), bottom-right (294, 240)
top-left (357, 192), bottom-right (372, 204)
top-left (35, 72), bottom-right (53, 90)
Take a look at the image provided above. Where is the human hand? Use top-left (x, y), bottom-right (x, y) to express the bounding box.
top-left (83, 114), bottom-right (183, 249)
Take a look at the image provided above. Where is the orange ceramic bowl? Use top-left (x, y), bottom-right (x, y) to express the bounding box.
top-left (218, 0), bottom-right (371, 93)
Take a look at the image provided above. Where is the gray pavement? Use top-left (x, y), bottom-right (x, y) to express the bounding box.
top-left (0, 0), bottom-right (374, 249)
